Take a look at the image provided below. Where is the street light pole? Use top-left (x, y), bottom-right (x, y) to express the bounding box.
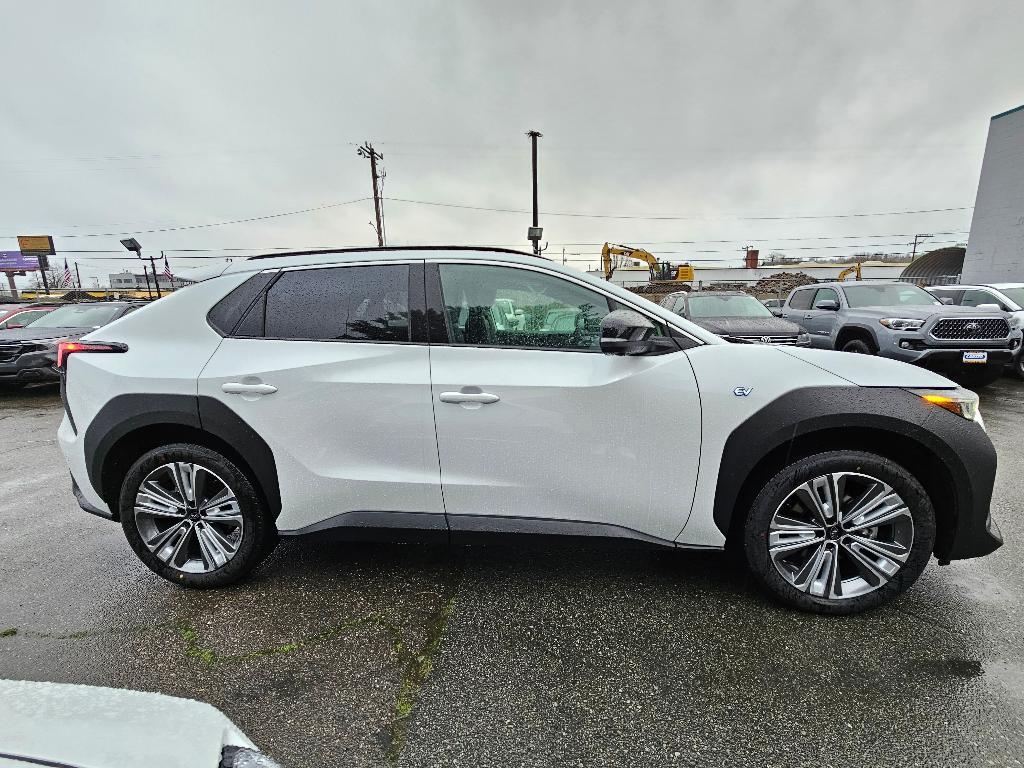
top-left (527, 130), bottom-right (543, 255)
top-left (120, 237), bottom-right (160, 299)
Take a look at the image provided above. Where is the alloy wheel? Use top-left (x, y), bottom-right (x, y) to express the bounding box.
top-left (768, 472), bottom-right (914, 600)
top-left (134, 462), bottom-right (243, 574)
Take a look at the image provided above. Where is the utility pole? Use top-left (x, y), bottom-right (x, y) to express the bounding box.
top-left (527, 130), bottom-right (543, 255)
top-left (910, 233), bottom-right (934, 261)
top-left (357, 142), bottom-right (386, 246)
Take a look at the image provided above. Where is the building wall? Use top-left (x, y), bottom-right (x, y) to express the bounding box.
top-left (962, 105), bottom-right (1024, 283)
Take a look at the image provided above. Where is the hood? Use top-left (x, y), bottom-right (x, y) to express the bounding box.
top-left (851, 305), bottom-right (1006, 320)
top-left (778, 346), bottom-right (957, 388)
top-left (694, 316), bottom-right (804, 336)
top-left (0, 326), bottom-right (92, 343)
top-left (0, 679), bottom-right (256, 768)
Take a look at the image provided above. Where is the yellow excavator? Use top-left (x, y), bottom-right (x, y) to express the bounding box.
top-left (837, 263), bottom-right (863, 281)
top-left (601, 243), bottom-right (694, 282)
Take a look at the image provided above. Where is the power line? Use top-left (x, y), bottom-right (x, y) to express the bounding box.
top-left (0, 197), bottom-right (370, 239)
top-left (382, 197), bottom-right (973, 221)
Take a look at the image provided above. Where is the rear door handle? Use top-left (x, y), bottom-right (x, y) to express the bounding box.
top-left (222, 382), bottom-right (278, 395)
top-left (439, 391), bottom-right (500, 405)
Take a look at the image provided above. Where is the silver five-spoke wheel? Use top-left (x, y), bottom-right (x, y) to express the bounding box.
top-left (768, 472), bottom-right (914, 600)
top-left (134, 462), bottom-right (243, 574)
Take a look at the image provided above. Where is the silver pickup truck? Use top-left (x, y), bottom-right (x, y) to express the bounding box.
top-left (781, 281), bottom-right (1022, 388)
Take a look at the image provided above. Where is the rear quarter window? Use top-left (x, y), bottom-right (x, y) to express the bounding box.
top-left (207, 272), bottom-right (278, 336)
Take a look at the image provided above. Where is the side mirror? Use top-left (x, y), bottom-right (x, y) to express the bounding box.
top-left (977, 303), bottom-right (1002, 312)
top-left (600, 309), bottom-right (656, 356)
top-left (814, 300), bottom-right (839, 311)
top-left (939, 297), bottom-right (954, 305)
top-left (770, 308), bottom-right (783, 317)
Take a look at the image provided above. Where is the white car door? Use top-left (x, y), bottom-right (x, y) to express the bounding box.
top-left (426, 261), bottom-right (702, 543)
top-left (197, 260), bottom-right (444, 533)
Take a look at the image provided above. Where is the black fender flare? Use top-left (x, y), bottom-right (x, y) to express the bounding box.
top-left (84, 394), bottom-right (281, 518)
top-left (712, 386), bottom-right (999, 561)
top-left (833, 323), bottom-right (879, 350)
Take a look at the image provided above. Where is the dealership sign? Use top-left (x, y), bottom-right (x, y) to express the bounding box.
top-left (0, 251), bottom-right (42, 270)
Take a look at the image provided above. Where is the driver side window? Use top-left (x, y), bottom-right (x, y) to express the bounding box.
top-left (437, 263), bottom-right (618, 351)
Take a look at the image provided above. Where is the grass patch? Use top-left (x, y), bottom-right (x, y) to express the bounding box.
top-left (385, 564), bottom-right (463, 763)
top-left (0, 627), bottom-right (17, 638)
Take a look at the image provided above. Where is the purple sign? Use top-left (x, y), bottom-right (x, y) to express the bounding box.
top-left (0, 251), bottom-right (41, 270)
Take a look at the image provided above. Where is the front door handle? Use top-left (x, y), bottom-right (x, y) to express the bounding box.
top-left (804, 314), bottom-right (814, 319)
top-left (439, 391), bottom-right (500, 405)
top-left (222, 382), bottom-right (278, 395)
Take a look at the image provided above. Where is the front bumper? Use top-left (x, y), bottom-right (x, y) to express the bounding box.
top-left (886, 334), bottom-right (1018, 370)
top-left (0, 349), bottom-right (60, 382)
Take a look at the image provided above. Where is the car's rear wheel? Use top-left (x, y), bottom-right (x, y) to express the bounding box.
top-left (119, 443), bottom-right (272, 588)
top-left (743, 450), bottom-right (935, 614)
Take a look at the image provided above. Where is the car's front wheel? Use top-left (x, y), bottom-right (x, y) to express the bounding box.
top-left (743, 450), bottom-right (935, 614)
top-left (119, 443), bottom-right (272, 588)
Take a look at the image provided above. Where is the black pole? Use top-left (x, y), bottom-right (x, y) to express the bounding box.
top-left (39, 263), bottom-right (50, 296)
top-left (147, 254), bottom-right (162, 298)
top-left (74, 262), bottom-right (82, 289)
top-left (142, 268), bottom-right (152, 299)
top-left (527, 130), bottom-right (542, 255)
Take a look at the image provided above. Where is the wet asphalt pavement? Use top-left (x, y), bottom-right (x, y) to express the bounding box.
top-left (0, 380), bottom-right (1022, 767)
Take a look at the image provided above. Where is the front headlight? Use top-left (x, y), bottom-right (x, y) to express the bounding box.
top-left (880, 318), bottom-right (924, 331)
top-left (907, 387), bottom-right (980, 422)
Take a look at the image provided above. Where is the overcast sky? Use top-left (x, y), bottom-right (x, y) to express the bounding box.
top-left (1, 0), bottom-right (1022, 286)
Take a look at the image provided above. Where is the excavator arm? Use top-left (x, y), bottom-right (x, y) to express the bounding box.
top-left (601, 242), bottom-right (660, 280)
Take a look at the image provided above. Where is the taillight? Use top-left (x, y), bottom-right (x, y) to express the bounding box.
top-left (57, 341), bottom-right (128, 370)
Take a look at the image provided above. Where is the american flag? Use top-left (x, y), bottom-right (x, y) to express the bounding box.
top-left (162, 254), bottom-right (173, 283)
top-left (61, 258), bottom-right (73, 288)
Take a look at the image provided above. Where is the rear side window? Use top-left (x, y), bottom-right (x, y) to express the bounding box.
top-left (263, 264), bottom-right (410, 342)
top-left (788, 289), bottom-right (814, 310)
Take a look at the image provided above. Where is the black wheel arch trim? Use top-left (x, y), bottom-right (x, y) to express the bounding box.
top-left (713, 385), bottom-right (1001, 561)
top-left (834, 323), bottom-right (879, 349)
top-left (84, 394), bottom-right (281, 521)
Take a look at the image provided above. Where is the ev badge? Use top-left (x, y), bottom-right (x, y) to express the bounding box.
top-left (733, 386), bottom-right (753, 397)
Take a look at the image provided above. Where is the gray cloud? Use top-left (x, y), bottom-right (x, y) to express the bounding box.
top-left (1, 0), bottom-right (1021, 284)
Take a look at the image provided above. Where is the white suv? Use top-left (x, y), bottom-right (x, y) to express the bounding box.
top-left (57, 247), bottom-right (1003, 614)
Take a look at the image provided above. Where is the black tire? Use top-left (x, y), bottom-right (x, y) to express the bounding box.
top-left (841, 338), bottom-right (875, 355)
top-left (743, 450), bottom-right (935, 615)
top-left (950, 364), bottom-right (1003, 390)
top-left (1012, 354), bottom-right (1024, 381)
top-left (120, 443), bottom-right (272, 588)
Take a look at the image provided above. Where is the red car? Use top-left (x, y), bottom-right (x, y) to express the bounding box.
top-left (0, 304), bottom-right (58, 330)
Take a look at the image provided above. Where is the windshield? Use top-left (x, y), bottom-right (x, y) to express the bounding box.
top-left (997, 287), bottom-right (1024, 309)
top-left (842, 284), bottom-right (940, 308)
top-left (687, 294), bottom-right (774, 318)
top-left (30, 304), bottom-right (124, 328)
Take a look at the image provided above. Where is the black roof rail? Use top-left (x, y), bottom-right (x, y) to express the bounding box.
top-left (245, 245), bottom-right (544, 262)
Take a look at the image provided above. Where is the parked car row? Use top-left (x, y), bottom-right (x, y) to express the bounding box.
top-left (0, 302), bottom-right (58, 329)
top-left (0, 301), bottom-right (146, 387)
top-left (658, 281), bottom-right (1022, 388)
